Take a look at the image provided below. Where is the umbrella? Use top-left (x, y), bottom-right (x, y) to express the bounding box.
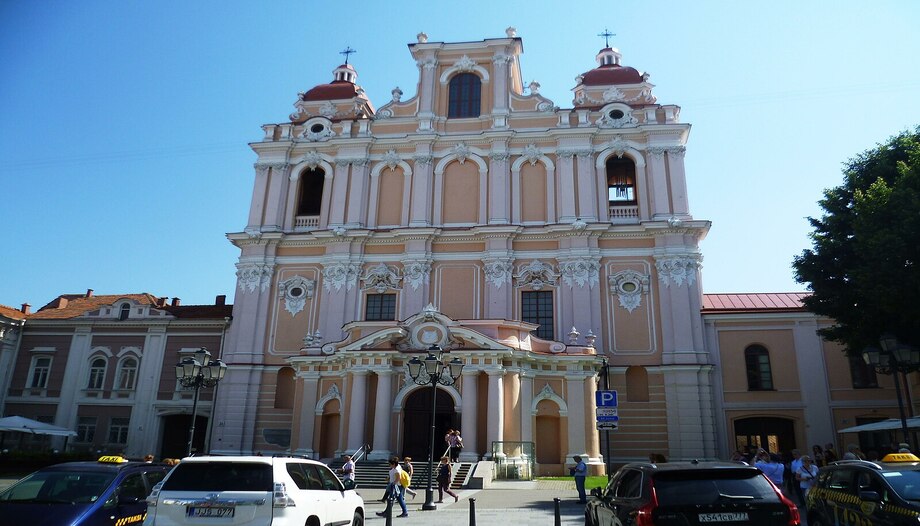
top-left (0, 415), bottom-right (77, 436)
top-left (837, 417), bottom-right (920, 433)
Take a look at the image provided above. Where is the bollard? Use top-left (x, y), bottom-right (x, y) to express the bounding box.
top-left (553, 497), bottom-right (561, 526)
top-left (385, 499), bottom-right (393, 526)
top-left (469, 497), bottom-right (476, 526)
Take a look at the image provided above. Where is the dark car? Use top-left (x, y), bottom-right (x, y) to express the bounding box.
top-left (806, 453), bottom-right (920, 526)
top-left (0, 455), bottom-right (170, 526)
top-left (585, 460), bottom-right (800, 526)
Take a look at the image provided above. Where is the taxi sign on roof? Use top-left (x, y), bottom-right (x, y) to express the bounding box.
top-left (97, 455), bottom-right (128, 464)
top-left (882, 453), bottom-right (920, 462)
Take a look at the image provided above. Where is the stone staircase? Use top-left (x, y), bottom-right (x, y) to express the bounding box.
top-left (328, 459), bottom-right (473, 490)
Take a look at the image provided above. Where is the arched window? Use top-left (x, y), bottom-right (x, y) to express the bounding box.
top-left (117, 357), bottom-right (138, 390)
top-left (297, 168), bottom-right (325, 217)
top-left (744, 345), bottom-right (774, 391)
top-left (119, 303), bottom-right (131, 321)
top-left (606, 157), bottom-right (636, 203)
top-left (88, 357), bottom-right (107, 389)
top-left (448, 73), bottom-right (481, 118)
top-left (275, 367), bottom-right (295, 409)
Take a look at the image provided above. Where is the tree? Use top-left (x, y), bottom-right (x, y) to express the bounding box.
top-left (793, 127), bottom-right (920, 354)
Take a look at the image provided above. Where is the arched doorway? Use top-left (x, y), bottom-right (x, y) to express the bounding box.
top-left (734, 416), bottom-right (795, 455)
top-left (402, 387), bottom-right (457, 460)
top-left (160, 414), bottom-right (207, 459)
top-left (318, 400), bottom-right (341, 460)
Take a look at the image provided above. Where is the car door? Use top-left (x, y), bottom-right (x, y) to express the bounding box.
top-left (854, 470), bottom-right (902, 526)
top-left (591, 473), bottom-right (620, 525)
top-left (102, 472), bottom-right (148, 526)
top-left (594, 469), bottom-right (644, 526)
top-left (313, 463), bottom-right (351, 525)
top-left (286, 462), bottom-right (329, 522)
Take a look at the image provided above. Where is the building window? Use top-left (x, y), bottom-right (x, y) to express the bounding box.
top-left (28, 356), bottom-right (52, 389)
top-left (448, 73), bottom-right (481, 118)
top-left (108, 417), bottom-right (130, 444)
top-left (116, 357), bottom-right (138, 390)
top-left (365, 293), bottom-right (396, 321)
top-left (76, 416), bottom-right (96, 442)
top-left (119, 303), bottom-right (130, 320)
top-left (849, 355), bottom-right (879, 389)
top-left (297, 168), bottom-right (325, 216)
top-left (744, 345), bottom-right (774, 391)
top-left (606, 157), bottom-right (637, 203)
top-left (87, 357), bottom-right (107, 390)
top-left (522, 291), bottom-right (554, 340)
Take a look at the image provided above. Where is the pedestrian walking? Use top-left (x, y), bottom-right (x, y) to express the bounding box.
top-left (436, 456), bottom-right (459, 503)
top-left (376, 457), bottom-right (408, 518)
top-left (336, 454), bottom-right (356, 490)
top-left (796, 456), bottom-right (819, 497)
top-left (402, 457), bottom-right (417, 499)
top-left (450, 430), bottom-right (464, 462)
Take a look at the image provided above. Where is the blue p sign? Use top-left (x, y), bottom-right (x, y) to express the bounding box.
top-left (596, 390), bottom-right (618, 407)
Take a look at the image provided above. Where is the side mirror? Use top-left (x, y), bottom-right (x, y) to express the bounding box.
top-left (858, 490), bottom-right (881, 502)
top-left (591, 487), bottom-right (602, 498)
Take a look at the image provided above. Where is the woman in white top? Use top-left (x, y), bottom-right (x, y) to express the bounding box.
top-left (796, 455), bottom-right (819, 495)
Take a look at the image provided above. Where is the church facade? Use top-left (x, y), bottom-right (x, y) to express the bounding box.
top-left (212, 30), bottom-right (716, 474)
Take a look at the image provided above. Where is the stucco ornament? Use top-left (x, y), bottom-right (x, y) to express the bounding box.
top-left (301, 124), bottom-right (335, 142)
top-left (278, 276), bottom-right (316, 316)
top-left (571, 219), bottom-right (588, 232)
top-left (454, 55), bottom-right (477, 72)
top-left (453, 142), bottom-right (472, 164)
top-left (318, 101), bottom-right (337, 118)
top-left (376, 108), bottom-right (393, 119)
top-left (514, 260), bottom-right (559, 290)
top-left (402, 259), bottom-right (432, 290)
top-left (522, 143), bottom-right (542, 166)
top-left (482, 258), bottom-right (514, 289)
top-left (597, 109), bottom-right (639, 129)
top-left (416, 57), bottom-right (438, 70)
top-left (417, 32), bottom-right (428, 43)
top-left (489, 150), bottom-right (510, 162)
top-left (301, 150), bottom-right (323, 170)
top-left (655, 255), bottom-right (702, 287)
top-left (322, 262), bottom-right (361, 292)
top-left (559, 258), bottom-right (601, 289)
top-left (647, 146), bottom-right (667, 159)
top-left (391, 87), bottom-right (403, 102)
top-left (382, 149), bottom-right (401, 171)
top-left (608, 269), bottom-right (650, 313)
top-left (528, 81), bottom-right (541, 94)
top-left (536, 101), bottom-right (557, 113)
top-left (413, 154), bottom-right (433, 166)
top-left (236, 263), bottom-right (273, 293)
top-left (602, 86), bottom-right (626, 102)
top-left (505, 26), bottom-right (517, 37)
top-left (668, 146), bottom-right (687, 158)
top-left (608, 137), bottom-right (630, 158)
top-left (361, 263), bottom-right (402, 293)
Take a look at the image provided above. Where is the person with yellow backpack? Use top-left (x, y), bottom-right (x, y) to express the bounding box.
top-left (376, 457), bottom-right (409, 518)
top-left (402, 457), bottom-right (417, 499)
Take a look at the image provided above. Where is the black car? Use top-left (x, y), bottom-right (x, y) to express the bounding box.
top-left (806, 453), bottom-right (920, 526)
top-left (585, 460), bottom-right (800, 526)
top-left (0, 455), bottom-right (170, 526)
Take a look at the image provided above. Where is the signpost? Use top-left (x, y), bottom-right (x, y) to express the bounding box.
top-left (595, 370), bottom-right (617, 479)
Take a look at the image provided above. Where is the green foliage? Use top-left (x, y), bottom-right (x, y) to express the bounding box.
top-left (793, 127), bottom-right (920, 354)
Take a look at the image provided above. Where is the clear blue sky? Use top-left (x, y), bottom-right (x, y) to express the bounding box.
top-left (2, 1), bottom-right (918, 308)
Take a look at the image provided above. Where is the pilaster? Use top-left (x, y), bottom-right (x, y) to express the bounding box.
top-left (127, 327), bottom-right (167, 457)
top-left (369, 369), bottom-right (394, 460)
top-left (292, 372), bottom-right (320, 458)
top-left (557, 152), bottom-right (577, 222)
top-left (346, 370), bottom-right (369, 451)
top-left (576, 152), bottom-right (598, 221)
top-left (459, 369), bottom-right (479, 461)
top-left (486, 369), bottom-right (505, 458)
top-left (565, 374), bottom-right (587, 461)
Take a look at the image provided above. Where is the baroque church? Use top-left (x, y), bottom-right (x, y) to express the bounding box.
top-left (2, 31), bottom-right (905, 473)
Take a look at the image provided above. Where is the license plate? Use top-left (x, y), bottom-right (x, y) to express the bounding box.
top-left (187, 506), bottom-right (235, 518)
top-left (699, 512), bottom-right (749, 522)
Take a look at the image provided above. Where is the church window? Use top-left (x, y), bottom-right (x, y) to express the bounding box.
top-left (848, 354), bottom-right (878, 389)
top-left (28, 356), bottom-right (52, 389)
top-left (744, 345), bottom-right (774, 391)
top-left (608, 109), bottom-right (625, 120)
top-left (522, 291), bottom-right (554, 340)
top-left (448, 73), bottom-right (481, 118)
top-left (88, 357), bottom-right (107, 390)
top-left (119, 303), bottom-right (130, 320)
top-left (297, 168), bottom-right (325, 216)
top-left (606, 157), bottom-right (636, 203)
top-left (365, 293), bottom-right (396, 321)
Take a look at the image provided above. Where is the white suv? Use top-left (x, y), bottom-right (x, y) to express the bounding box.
top-left (143, 455), bottom-right (364, 526)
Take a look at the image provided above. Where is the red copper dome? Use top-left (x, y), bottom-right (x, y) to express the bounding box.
top-left (301, 81), bottom-right (360, 101)
top-left (581, 64), bottom-right (643, 86)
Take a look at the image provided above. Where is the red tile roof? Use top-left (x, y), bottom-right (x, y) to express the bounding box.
top-left (0, 304), bottom-right (27, 320)
top-left (301, 81), bottom-right (359, 101)
top-left (581, 64), bottom-right (643, 86)
top-left (30, 293), bottom-right (160, 319)
top-left (702, 293), bottom-right (810, 313)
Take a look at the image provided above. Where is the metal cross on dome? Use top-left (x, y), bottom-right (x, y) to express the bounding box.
top-left (598, 28), bottom-right (615, 48)
top-left (339, 46), bottom-right (356, 65)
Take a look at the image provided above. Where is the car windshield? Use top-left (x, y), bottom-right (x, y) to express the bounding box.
top-left (881, 468), bottom-right (920, 501)
top-left (161, 462), bottom-right (273, 492)
top-left (653, 469), bottom-right (780, 506)
top-left (0, 470), bottom-right (116, 504)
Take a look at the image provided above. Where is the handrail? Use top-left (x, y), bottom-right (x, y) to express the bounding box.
top-left (350, 443), bottom-right (372, 464)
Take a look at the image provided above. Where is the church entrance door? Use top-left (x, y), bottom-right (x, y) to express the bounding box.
top-left (402, 387), bottom-right (457, 461)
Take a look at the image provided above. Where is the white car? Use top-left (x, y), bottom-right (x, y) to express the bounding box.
top-left (143, 455), bottom-right (364, 526)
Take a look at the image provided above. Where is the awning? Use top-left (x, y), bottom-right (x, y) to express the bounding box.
top-left (0, 415), bottom-right (77, 437)
top-left (838, 417), bottom-right (920, 433)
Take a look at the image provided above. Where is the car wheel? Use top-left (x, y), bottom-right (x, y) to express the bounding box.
top-left (351, 510), bottom-right (364, 526)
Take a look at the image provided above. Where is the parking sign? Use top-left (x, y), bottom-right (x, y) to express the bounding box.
top-left (595, 390), bottom-right (617, 407)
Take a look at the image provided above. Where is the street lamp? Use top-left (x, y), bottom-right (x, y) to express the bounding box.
top-left (175, 348), bottom-right (227, 456)
top-left (406, 345), bottom-right (463, 511)
top-left (863, 333), bottom-right (920, 449)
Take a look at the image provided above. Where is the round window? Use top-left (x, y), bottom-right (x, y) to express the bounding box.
top-left (621, 282), bottom-right (638, 293)
top-left (289, 287), bottom-right (304, 298)
top-left (310, 124), bottom-right (325, 134)
top-left (609, 109), bottom-right (625, 120)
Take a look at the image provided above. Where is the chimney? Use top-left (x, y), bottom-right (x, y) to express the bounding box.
top-left (215, 295), bottom-right (226, 306)
top-left (85, 288), bottom-right (94, 298)
top-left (20, 303), bottom-right (31, 315)
top-left (158, 297), bottom-right (168, 307)
top-left (171, 297), bottom-right (181, 307)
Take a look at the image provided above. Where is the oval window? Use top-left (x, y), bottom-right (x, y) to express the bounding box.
top-left (290, 287), bottom-right (304, 297)
top-left (609, 109), bottom-right (625, 120)
top-left (310, 124), bottom-right (325, 133)
top-left (621, 282), bottom-right (638, 293)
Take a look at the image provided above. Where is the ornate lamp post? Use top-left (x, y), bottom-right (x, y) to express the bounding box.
top-left (406, 345), bottom-right (463, 511)
top-left (863, 333), bottom-right (920, 449)
top-left (175, 347), bottom-right (227, 456)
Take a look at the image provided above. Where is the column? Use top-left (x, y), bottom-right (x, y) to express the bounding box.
top-left (294, 373), bottom-right (320, 458)
top-left (576, 152), bottom-right (598, 221)
top-left (520, 373), bottom-right (534, 443)
top-left (327, 161), bottom-right (350, 226)
top-left (646, 149), bottom-right (670, 219)
top-left (565, 375), bottom-right (586, 461)
top-left (488, 153), bottom-right (510, 224)
top-left (666, 148), bottom-right (691, 218)
top-left (459, 370), bottom-right (479, 461)
top-left (263, 163), bottom-right (290, 231)
top-left (346, 370), bottom-right (369, 451)
top-left (486, 369), bottom-right (505, 459)
top-left (583, 374), bottom-right (601, 464)
top-left (246, 164), bottom-right (270, 230)
top-left (345, 160), bottom-right (369, 228)
top-left (54, 328), bottom-right (92, 436)
top-left (416, 56), bottom-right (438, 131)
top-left (409, 153), bottom-right (433, 226)
top-left (663, 365), bottom-right (716, 460)
top-left (126, 327), bottom-right (167, 457)
top-left (369, 370), bottom-right (394, 460)
top-left (557, 152), bottom-right (577, 222)
top-left (491, 54), bottom-right (511, 128)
